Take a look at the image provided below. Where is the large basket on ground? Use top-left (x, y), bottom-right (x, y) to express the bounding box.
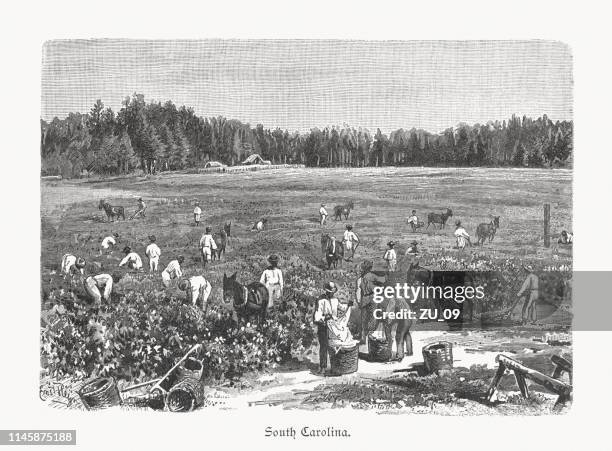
top-left (329, 343), bottom-right (359, 375)
top-left (167, 377), bottom-right (205, 412)
top-left (368, 334), bottom-right (392, 362)
top-left (422, 342), bottom-right (453, 374)
top-left (78, 377), bottom-right (122, 410)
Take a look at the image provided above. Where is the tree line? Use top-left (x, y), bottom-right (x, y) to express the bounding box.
top-left (41, 93), bottom-right (573, 177)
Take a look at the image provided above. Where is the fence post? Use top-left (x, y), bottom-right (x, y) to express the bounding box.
top-left (544, 203), bottom-right (551, 248)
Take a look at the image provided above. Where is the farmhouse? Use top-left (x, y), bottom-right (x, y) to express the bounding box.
top-left (241, 154), bottom-right (271, 165)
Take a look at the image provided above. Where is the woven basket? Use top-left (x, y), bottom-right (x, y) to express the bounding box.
top-left (422, 342), bottom-right (453, 373)
top-left (78, 377), bottom-right (122, 410)
top-left (368, 334), bottom-right (392, 362)
top-left (329, 344), bottom-right (359, 375)
top-left (167, 377), bottom-right (205, 412)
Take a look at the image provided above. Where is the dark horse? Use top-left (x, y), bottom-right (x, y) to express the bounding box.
top-left (98, 200), bottom-right (125, 222)
top-left (212, 230), bottom-right (228, 260)
top-left (476, 216), bottom-right (500, 245)
top-left (426, 208), bottom-right (453, 229)
top-left (222, 272), bottom-right (269, 325)
top-left (321, 234), bottom-right (344, 269)
top-left (333, 201), bottom-right (354, 221)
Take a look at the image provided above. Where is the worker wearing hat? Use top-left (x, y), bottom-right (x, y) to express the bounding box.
top-left (162, 255), bottom-right (184, 288)
top-left (319, 203), bottom-right (328, 226)
top-left (199, 226), bottom-right (217, 268)
top-left (407, 209), bottom-right (419, 232)
top-left (260, 254), bottom-right (284, 308)
top-left (179, 275), bottom-right (212, 310)
top-left (130, 197), bottom-right (147, 220)
top-left (313, 281), bottom-right (339, 375)
top-left (145, 235), bottom-right (161, 272)
top-left (119, 246), bottom-right (143, 270)
top-left (454, 221), bottom-right (471, 250)
top-left (383, 241), bottom-right (397, 273)
top-left (405, 240), bottom-right (419, 255)
top-left (193, 201), bottom-right (202, 226)
top-left (60, 253), bottom-right (86, 277)
top-left (342, 224), bottom-right (359, 260)
top-left (517, 265), bottom-right (539, 324)
top-left (356, 260), bottom-right (386, 344)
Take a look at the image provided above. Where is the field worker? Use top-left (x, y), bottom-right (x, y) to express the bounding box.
top-left (253, 218), bottom-right (267, 232)
top-left (454, 221), bottom-right (472, 249)
top-left (342, 224), bottom-right (359, 260)
top-left (517, 265), bottom-right (539, 324)
top-left (319, 203), bottom-right (328, 226)
top-left (119, 246), bottom-right (143, 270)
top-left (407, 210), bottom-right (419, 232)
top-left (558, 230), bottom-right (573, 245)
top-left (61, 254), bottom-right (86, 277)
top-left (193, 201), bottom-right (202, 226)
top-left (130, 197), bottom-right (147, 220)
top-left (313, 281), bottom-right (339, 375)
top-left (100, 232), bottom-right (119, 252)
top-left (405, 240), bottom-right (419, 255)
top-left (383, 241), bottom-right (397, 273)
top-left (179, 276), bottom-right (212, 310)
top-left (145, 235), bottom-right (161, 272)
top-left (162, 255), bottom-right (184, 288)
top-left (356, 260), bottom-right (386, 344)
top-left (199, 227), bottom-right (218, 268)
top-left (84, 273), bottom-right (122, 306)
top-left (260, 254), bottom-right (284, 308)
top-left (327, 235), bottom-right (338, 257)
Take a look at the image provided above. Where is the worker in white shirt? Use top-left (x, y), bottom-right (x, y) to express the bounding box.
top-left (319, 203), bottom-right (328, 226)
top-left (260, 254), bottom-right (284, 308)
top-left (179, 276), bottom-right (212, 310)
top-left (130, 197), bottom-right (147, 220)
top-left (162, 256), bottom-right (184, 288)
top-left (383, 241), bottom-right (397, 273)
top-left (454, 221), bottom-right (472, 250)
top-left (100, 232), bottom-right (119, 254)
top-left (313, 281), bottom-right (339, 375)
top-left (119, 246), bottom-right (143, 270)
top-left (193, 201), bottom-right (202, 226)
top-left (145, 235), bottom-right (161, 272)
top-left (84, 273), bottom-right (121, 306)
top-left (199, 227), bottom-right (217, 268)
top-left (342, 224), bottom-right (359, 260)
top-left (407, 210), bottom-right (419, 232)
top-left (61, 254), bottom-right (86, 277)
top-left (253, 218), bottom-right (267, 232)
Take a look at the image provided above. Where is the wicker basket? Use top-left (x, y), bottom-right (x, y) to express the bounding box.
top-left (422, 342), bottom-right (453, 373)
top-left (78, 377), bottom-right (122, 410)
top-left (167, 377), bottom-right (205, 412)
top-left (368, 334), bottom-right (392, 362)
top-left (329, 344), bottom-right (359, 375)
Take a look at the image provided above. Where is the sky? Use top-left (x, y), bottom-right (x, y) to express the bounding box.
top-left (41, 40), bottom-right (572, 133)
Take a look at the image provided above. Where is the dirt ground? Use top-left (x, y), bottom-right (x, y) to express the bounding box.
top-left (40, 167), bottom-right (573, 414)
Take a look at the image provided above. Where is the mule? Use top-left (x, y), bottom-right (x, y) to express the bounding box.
top-left (333, 201), bottom-right (354, 221)
top-left (222, 272), bottom-right (269, 325)
top-left (476, 216), bottom-right (500, 245)
top-left (321, 234), bottom-right (344, 269)
top-left (426, 208), bottom-right (453, 229)
top-left (98, 200), bottom-right (125, 222)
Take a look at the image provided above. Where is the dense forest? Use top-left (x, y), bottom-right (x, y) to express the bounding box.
top-left (41, 94), bottom-right (573, 177)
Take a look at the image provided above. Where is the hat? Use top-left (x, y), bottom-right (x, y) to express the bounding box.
top-left (206, 226), bottom-right (212, 232)
top-left (148, 235), bottom-right (156, 242)
top-left (75, 257), bottom-right (86, 268)
top-left (123, 246), bottom-right (131, 254)
top-left (455, 221), bottom-right (462, 227)
top-left (410, 240), bottom-right (418, 246)
top-left (360, 260), bottom-right (373, 273)
top-left (138, 198), bottom-right (143, 201)
top-left (195, 201), bottom-right (200, 205)
top-left (177, 255), bottom-right (185, 263)
top-left (268, 254), bottom-right (279, 264)
top-left (346, 224), bottom-right (353, 230)
top-left (387, 241), bottom-right (395, 247)
top-left (178, 279), bottom-right (189, 291)
top-left (324, 281), bottom-right (338, 294)
top-left (412, 210), bottom-right (416, 213)
top-left (113, 232), bottom-right (120, 238)
top-left (523, 265), bottom-right (534, 272)
top-left (321, 203), bottom-right (326, 206)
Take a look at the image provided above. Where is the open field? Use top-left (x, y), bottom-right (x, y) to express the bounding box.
top-left (40, 167), bottom-right (573, 413)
